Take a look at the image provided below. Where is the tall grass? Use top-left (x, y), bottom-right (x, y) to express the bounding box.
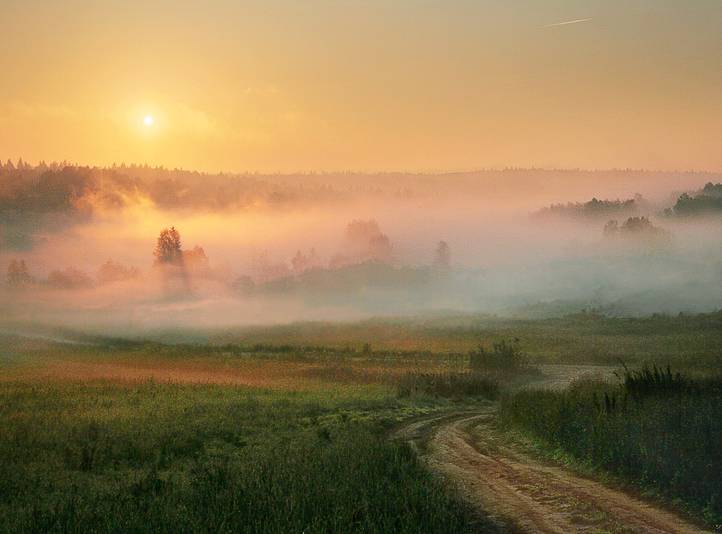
top-left (0, 381), bottom-right (478, 533)
top-left (394, 339), bottom-right (540, 399)
top-left (469, 339), bottom-right (529, 371)
top-left (500, 366), bottom-right (722, 524)
top-left (395, 371), bottom-right (499, 399)
top-left (617, 363), bottom-right (693, 399)
top-left (209, 310), bottom-right (722, 367)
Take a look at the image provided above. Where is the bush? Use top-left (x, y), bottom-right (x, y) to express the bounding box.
top-left (396, 371), bottom-right (499, 400)
top-left (469, 339), bottom-right (528, 371)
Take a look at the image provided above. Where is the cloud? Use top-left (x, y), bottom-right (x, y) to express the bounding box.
top-left (544, 18), bottom-right (593, 28)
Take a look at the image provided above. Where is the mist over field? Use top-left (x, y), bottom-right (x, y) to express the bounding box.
top-left (2, 163), bottom-right (721, 336)
top-left (4, 2), bottom-right (722, 530)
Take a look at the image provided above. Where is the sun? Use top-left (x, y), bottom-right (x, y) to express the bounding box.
top-left (143, 115), bottom-right (154, 126)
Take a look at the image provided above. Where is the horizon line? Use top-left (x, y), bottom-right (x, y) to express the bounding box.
top-left (2, 157), bottom-right (722, 177)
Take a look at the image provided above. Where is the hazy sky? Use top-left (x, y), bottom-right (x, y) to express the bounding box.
top-left (1, 0), bottom-right (721, 172)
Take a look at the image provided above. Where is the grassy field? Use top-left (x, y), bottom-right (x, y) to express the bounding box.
top-left (1, 310), bottom-right (720, 531)
top-left (0, 379), bottom-right (492, 533)
top-left (205, 310), bottom-right (722, 367)
top-left (0, 332), bottom-right (500, 533)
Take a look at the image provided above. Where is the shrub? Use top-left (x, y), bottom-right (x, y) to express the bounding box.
top-left (396, 371), bottom-right (499, 399)
top-left (617, 363), bottom-right (691, 400)
top-left (469, 339), bottom-right (527, 372)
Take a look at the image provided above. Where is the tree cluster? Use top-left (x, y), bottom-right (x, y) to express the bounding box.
top-left (536, 196), bottom-right (641, 220)
top-left (603, 216), bottom-right (670, 242)
top-left (6, 259), bottom-right (32, 288)
top-left (666, 183), bottom-right (722, 217)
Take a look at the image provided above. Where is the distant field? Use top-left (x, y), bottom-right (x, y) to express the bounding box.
top-left (0, 333), bottom-right (468, 390)
top-left (3, 311), bottom-right (721, 388)
top-left (206, 311), bottom-right (722, 367)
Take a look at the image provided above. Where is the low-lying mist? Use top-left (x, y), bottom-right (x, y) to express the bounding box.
top-left (2, 163), bottom-right (721, 338)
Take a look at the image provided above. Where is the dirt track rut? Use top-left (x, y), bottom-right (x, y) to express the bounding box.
top-left (394, 367), bottom-right (711, 533)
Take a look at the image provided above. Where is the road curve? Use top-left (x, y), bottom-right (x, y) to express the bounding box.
top-left (395, 405), bottom-right (711, 534)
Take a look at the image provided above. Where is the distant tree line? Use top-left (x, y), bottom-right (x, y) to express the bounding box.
top-left (536, 195), bottom-right (642, 220)
top-left (0, 162), bottom-right (349, 251)
top-left (6, 258), bottom-right (141, 290)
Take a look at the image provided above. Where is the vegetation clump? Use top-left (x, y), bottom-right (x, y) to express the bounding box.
top-left (500, 366), bottom-right (722, 524)
top-left (602, 216), bottom-right (670, 243)
top-left (617, 363), bottom-right (691, 400)
top-left (395, 339), bottom-right (535, 399)
top-left (396, 371), bottom-right (499, 399)
top-left (469, 339), bottom-right (529, 372)
top-left (666, 182), bottom-right (722, 217)
top-left (6, 259), bottom-right (33, 288)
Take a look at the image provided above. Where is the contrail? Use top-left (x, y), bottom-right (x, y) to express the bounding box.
top-left (544, 18), bottom-right (593, 28)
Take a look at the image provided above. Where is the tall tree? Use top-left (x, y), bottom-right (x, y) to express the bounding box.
top-left (434, 241), bottom-right (451, 269)
top-left (153, 227), bottom-right (183, 265)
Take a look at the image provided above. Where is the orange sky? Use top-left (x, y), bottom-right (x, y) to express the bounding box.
top-left (1, 1), bottom-right (721, 173)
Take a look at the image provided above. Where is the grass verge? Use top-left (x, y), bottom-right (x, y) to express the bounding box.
top-left (499, 366), bottom-right (722, 526)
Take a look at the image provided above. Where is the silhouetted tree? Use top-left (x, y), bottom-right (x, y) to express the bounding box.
top-left (251, 252), bottom-right (291, 283)
top-left (96, 259), bottom-right (140, 285)
top-left (603, 216), bottom-right (669, 242)
top-left (183, 245), bottom-right (210, 276)
top-left (6, 259), bottom-right (32, 288)
top-left (434, 241), bottom-right (451, 269)
top-left (291, 250), bottom-right (307, 273)
top-left (346, 219), bottom-right (382, 246)
top-left (154, 227), bottom-right (183, 265)
top-left (309, 248), bottom-right (320, 266)
top-left (47, 267), bottom-right (93, 289)
top-left (290, 248), bottom-right (322, 274)
top-left (368, 233), bottom-right (393, 263)
top-left (537, 196), bottom-right (639, 220)
top-left (668, 184), bottom-right (722, 216)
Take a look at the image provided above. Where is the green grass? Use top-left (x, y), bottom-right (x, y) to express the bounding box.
top-left (207, 310), bottom-right (722, 367)
top-left (0, 381), bottom-right (481, 533)
top-left (2, 311), bottom-right (721, 531)
top-left (500, 368), bottom-right (722, 525)
top-left (6, 310), bottom-right (722, 369)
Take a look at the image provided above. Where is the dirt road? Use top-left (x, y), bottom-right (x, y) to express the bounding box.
top-left (395, 367), bottom-right (711, 534)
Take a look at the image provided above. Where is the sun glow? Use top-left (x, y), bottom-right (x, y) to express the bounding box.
top-left (143, 115), bottom-right (154, 127)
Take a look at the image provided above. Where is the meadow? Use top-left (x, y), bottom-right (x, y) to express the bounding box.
top-left (1, 310), bottom-right (720, 531)
top-left (207, 310), bottom-right (722, 367)
top-left (0, 332), bottom-right (496, 533)
top-left (0, 379), bottom-right (488, 533)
